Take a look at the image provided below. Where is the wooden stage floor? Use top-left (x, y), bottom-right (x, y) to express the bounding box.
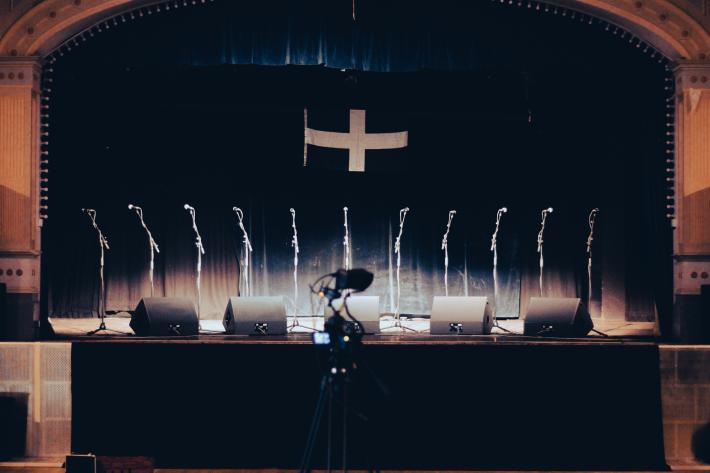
top-left (3, 467), bottom-right (710, 473)
top-left (48, 315), bottom-right (656, 339)
top-left (3, 466), bottom-right (710, 473)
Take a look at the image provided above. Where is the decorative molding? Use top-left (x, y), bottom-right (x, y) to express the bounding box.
top-left (0, 255), bottom-right (40, 293)
top-left (674, 61), bottom-right (710, 89)
top-left (550, 0), bottom-right (710, 59)
top-left (674, 257), bottom-right (710, 293)
top-left (0, 0), bottom-right (708, 60)
top-left (0, 58), bottom-right (42, 91)
top-left (0, 0), bottom-right (177, 58)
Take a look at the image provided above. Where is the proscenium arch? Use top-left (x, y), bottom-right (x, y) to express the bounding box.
top-left (0, 0), bottom-right (709, 61)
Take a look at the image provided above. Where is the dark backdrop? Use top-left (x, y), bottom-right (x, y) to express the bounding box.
top-left (44, 0), bottom-right (671, 323)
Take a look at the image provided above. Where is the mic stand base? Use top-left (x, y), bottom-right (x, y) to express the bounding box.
top-left (85, 319), bottom-right (126, 336)
top-left (492, 320), bottom-right (515, 334)
top-left (381, 315), bottom-right (421, 333)
top-left (288, 317), bottom-right (318, 333)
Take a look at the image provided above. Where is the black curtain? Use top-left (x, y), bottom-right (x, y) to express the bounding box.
top-left (44, 0), bottom-right (670, 322)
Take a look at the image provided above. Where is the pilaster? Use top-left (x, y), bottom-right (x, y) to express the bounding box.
top-left (672, 62), bottom-right (710, 340)
top-left (0, 57), bottom-right (42, 338)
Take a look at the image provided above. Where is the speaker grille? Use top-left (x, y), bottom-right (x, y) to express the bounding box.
top-left (40, 343), bottom-right (71, 456)
top-left (0, 343), bottom-right (71, 457)
top-left (0, 345), bottom-right (32, 382)
top-left (41, 344), bottom-right (71, 381)
top-left (41, 419), bottom-right (71, 455)
top-left (42, 382), bottom-right (70, 419)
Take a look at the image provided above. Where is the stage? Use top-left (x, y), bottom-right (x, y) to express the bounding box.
top-left (47, 315), bottom-right (657, 339)
top-left (63, 332), bottom-right (665, 470)
top-left (3, 333), bottom-right (710, 470)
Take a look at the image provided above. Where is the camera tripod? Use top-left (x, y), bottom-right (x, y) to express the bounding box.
top-left (299, 304), bottom-right (372, 473)
top-left (300, 268), bottom-right (384, 472)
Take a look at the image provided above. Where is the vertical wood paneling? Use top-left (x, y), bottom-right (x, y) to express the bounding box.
top-left (682, 92), bottom-right (710, 198)
top-left (0, 90), bottom-right (32, 251)
top-left (679, 90), bottom-right (710, 254)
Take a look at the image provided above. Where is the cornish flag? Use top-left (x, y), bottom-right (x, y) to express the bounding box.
top-left (304, 108), bottom-right (408, 173)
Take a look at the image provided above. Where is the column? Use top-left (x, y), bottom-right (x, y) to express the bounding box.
top-left (0, 57), bottom-right (42, 339)
top-left (673, 62), bottom-right (710, 341)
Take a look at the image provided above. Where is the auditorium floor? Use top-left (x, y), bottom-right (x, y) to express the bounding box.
top-left (3, 464), bottom-right (710, 473)
top-left (48, 315), bottom-right (656, 339)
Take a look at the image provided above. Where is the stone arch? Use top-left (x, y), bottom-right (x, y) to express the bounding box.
top-left (0, 0), bottom-right (709, 61)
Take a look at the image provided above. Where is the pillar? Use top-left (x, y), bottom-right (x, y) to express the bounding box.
top-left (0, 57), bottom-right (42, 340)
top-left (673, 62), bottom-right (710, 341)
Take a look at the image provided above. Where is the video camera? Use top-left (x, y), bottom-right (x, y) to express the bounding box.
top-left (310, 269), bottom-right (374, 378)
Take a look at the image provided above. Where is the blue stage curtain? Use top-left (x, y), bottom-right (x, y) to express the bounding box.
top-left (78, 0), bottom-right (526, 72)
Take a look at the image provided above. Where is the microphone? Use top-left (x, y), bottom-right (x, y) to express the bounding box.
top-left (343, 206), bottom-right (348, 211)
top-left (81, 208), bottom-right (94, 213)
top-left (501, 207), bottom-right (508, 213)
top-left (128, 204), bottom-right (141, 211)
top-left (402, 207), bottom-right (410, 212)
top-left (334, 268), bottom-right (374, 292)
top-left (184, 204), bottom-right (194, 211)
top-left (233, 207), bottom-right (246, 221)
top-left (544, 207), bottom-right (553, 213)
top-left (592, 208), bottom-right (600, 213)
top-left (290, 208), bottom-right (295, 212)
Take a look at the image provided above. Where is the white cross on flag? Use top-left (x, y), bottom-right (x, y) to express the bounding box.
top-left (304, 109), bottom-right (408, 172)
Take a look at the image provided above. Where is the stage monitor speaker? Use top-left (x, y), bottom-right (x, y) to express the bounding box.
top-left (524, 297), bottom-right (594, 337)
top-left (330, 296), bottom-right (380, 334)
top-left (223, 296), bottom-right (287, 335)
top-left (430, 296), bottom-right (493, 335)
top-left (130, 297), bottom-right (199, 336)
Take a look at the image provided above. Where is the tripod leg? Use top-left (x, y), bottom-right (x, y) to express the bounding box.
top-left (327, 382), bottom-right (333, 473)
top-left (342, 383), bottom-right (347, 473)
top-left (300, 375), bottom-right (329, 473)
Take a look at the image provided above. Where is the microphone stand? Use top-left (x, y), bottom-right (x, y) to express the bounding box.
top-left (233, 207), bottom-right (253, 297)
top-left (442, 210), bottom-right (456, 297)
top-left (288, 208), bottom-right (316, 332)
top-left (129, 205), bottom-right (160, 297)
top-left (343, 207), bottom-right (351, 271)
top-left (383, 208), bottom-right (417, 332)
top-left (586, 208), bottom-right (599, 314)
top-left (537, 208), bottom-right (553, 297)
top-left (83, 209), bottom-right (119, 335)
top-left (490, 207), bottom-right (512, 332)
top-left (394, 207), bottom-right (409, 324)
top-left (185, 204), bottom-right (205, 327)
